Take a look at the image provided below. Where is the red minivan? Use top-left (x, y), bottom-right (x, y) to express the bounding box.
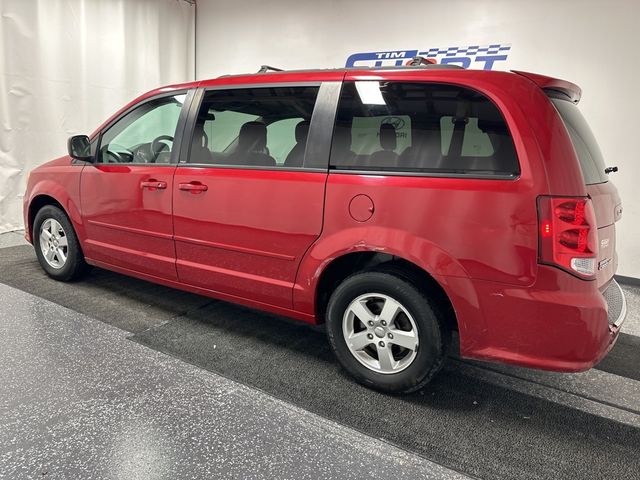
top-left (23, 63), bottom-right (626, 393)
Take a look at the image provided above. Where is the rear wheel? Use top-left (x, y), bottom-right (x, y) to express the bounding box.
top-left (326, 271), bottom-right (447, 393)
top-left (33, 205), bottom-right (89, 281)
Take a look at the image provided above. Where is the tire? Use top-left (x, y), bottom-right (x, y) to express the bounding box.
top-left (33, 205), bottom-right (89, 281)
top-left (326, 271), bottom-right (448, 394)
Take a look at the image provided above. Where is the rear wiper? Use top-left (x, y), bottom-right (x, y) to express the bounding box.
top-left (604, 166), bottom-right (619, 174)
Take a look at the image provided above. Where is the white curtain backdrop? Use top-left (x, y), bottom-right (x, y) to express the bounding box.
top-left (0, 0), bottom-right (195, 232)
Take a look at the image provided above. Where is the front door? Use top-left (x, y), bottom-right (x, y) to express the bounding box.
top-left (172, 83), bottom-right (337, 309)
top-left (80, 91), bottom-right (191, 279)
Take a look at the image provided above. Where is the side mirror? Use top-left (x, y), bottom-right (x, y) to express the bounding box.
top-left (67, 135), bottom-right (93, 162)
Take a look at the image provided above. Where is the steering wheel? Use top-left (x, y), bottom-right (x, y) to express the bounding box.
top-left (105, 149), bottom-right (131, 163)
top-left (150, 135), bottom-right (174, 162)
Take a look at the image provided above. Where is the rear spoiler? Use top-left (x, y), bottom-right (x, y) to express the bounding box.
top-left (512, 70), bottom-right (582, 104)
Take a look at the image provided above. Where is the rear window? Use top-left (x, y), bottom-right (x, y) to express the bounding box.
top-left (329, 81), bottom-right (519, 177)
top-left (551, 98), bottom-right (608, 184)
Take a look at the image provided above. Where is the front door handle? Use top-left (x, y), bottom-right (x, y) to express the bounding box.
top-left (178, 181), bottom-right (208, 193)
top-left (140, 179), bottom-right (167, 190)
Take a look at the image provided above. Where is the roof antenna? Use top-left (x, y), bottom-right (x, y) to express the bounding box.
top-left (258, 65), bottom-right (284, 73)
top-left (408, 56), bottom-right (437, 66)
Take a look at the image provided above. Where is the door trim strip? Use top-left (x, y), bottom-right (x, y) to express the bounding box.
top-left (174, 235), bottom-right (296, 261)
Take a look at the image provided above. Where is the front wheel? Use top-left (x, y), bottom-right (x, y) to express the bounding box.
top-left (326, 271), bottom-right (448, 393)
top-left (33, 205), bottom-right (89, 281)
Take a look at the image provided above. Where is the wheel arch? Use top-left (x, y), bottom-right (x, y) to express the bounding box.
top-left (26, 177), bottom-right (85, 244)
top-left (28, 194), bottom-right (65, 238)
top-left (311, 250), bottom-right (458, 335)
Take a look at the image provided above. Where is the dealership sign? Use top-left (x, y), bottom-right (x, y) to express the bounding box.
top-left (345, 44), bottom-right (511, 70)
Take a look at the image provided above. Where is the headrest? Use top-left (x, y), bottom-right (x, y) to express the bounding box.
top-left (295, 121), bottom-right (310, 143)
top-left (238, 121), bottom-right (267, 152)
top-left (379, 123), bottom-right (397, 151)
top-left (333, 126), bottom-right (353, 151)
top-left (192, 123), bottom-right (208, 147)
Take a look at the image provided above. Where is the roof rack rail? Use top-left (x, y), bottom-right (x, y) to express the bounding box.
top-left (258, 65), bottom-right (284, 73)
top-left (408, 56), bottom-right (437, 66)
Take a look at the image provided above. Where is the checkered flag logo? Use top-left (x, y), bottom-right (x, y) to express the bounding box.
top-left (345, 43), bottom-right (511, 70)
top-left (420, 44), bottom-right (511, 58)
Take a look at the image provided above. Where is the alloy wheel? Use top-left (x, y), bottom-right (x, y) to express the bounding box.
top-left (342, 293), bottom-right (419, 374)
top-left (39, 218), bottom-right (69, 269)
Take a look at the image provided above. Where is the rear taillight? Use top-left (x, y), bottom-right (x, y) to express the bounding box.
top-left (537, 196), bottom-right (598, 279)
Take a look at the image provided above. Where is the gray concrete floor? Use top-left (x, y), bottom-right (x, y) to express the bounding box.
top-left (0, 230), bottom-right (27, 248)
top-left (621, 283), bottom-right (640, 336)
top-left (0, 283), bottom-right (466, 480)
top-left (1, 231), bottom-right (639, 479)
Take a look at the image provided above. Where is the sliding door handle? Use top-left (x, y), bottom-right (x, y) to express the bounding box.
top-left (178, 181), bottom-right (208, 193)
top-left (140, 180), bottom-right (167, 190)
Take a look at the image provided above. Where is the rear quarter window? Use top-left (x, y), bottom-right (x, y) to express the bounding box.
top-left (551, 98), bottom-right (608, 185)
top-left (329, 81), bottom-right (520, 177)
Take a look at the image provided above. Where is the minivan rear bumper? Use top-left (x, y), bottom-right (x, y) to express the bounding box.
top-left (603, 279), bottom-right (627, 331)
top-left (456, 266), bottom-right (626, 372)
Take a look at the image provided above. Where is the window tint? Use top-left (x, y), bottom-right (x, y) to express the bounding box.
top-left (330, 82), bottom-right (519, 176)
top-left (267, 117), bottom-right (306, 164)
top-left (189, 86), bottom-right (319, 168)
top-left (349, 115), bottom-right (413, 155)
top-left (551, 98), bottom-right (608, 185)
top-left (440, 117), bottom-right (494, 156)
top-left (99, 94), bottom-right (186, 164)
top-left (203, 110), bottom-right (258, 152)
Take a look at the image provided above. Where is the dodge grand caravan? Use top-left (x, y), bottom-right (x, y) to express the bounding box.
top-left (23, 62), bottom-right (626, 393)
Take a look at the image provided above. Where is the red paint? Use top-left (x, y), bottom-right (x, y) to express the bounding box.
top-left (172, 167), bottom-right (326, 308)
top-left (512, 70), bottom-right (582, 103)
top-left (23, 66), bottom-right (623, 374)
top-left (79, 164), bottom-right (178, 280)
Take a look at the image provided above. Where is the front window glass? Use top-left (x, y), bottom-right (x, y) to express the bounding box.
top-left (98, 94), bottom-right (186, 164)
